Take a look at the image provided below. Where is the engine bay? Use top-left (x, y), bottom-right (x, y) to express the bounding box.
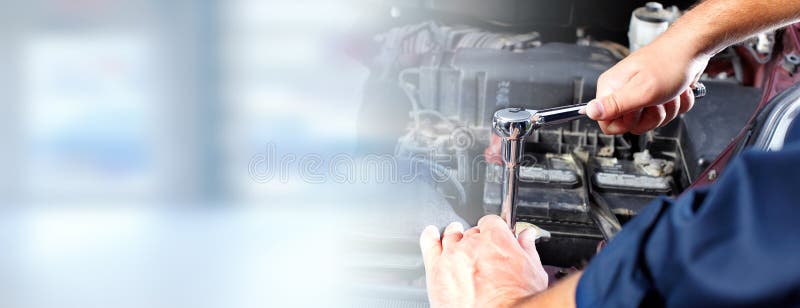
top-left (347, 1), bottom-right (769, 305)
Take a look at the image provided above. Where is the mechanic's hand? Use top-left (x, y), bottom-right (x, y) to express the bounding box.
top-left (583, 37), bottom-right (711, 135)
top-left (419, 215), bottom-right (548, 308)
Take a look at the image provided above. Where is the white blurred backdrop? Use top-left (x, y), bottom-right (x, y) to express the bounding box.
top-left (0, 0), bottom-right (370, 307)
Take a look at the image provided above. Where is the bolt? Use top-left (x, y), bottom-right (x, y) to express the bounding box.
top-left (782, 53), bottom-right (800, 74)
top-left (707, 169), bottom-right (718, 181)
top-left (787, 54), bottom-right (800, 64)
top-left (697, 157), bottom-right (710, 169)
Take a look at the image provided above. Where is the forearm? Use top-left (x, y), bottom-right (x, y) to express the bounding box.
top-left (514, 272), bottom-right (582, 308)
top-left (663, 0), bottom-right (800, 57)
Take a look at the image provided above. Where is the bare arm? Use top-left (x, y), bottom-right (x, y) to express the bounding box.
top-left (584, 0), bottom-right (800, 135)
top-left (674, 0), bottom-right (800, 57)
top-left (513, 272), bottom-right (582, 307)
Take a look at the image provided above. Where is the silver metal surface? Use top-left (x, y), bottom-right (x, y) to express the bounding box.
top-left (492, 108), bottom-right (535, 231)
top-left (692, 82), bottom-right (707, 99)
top-left (492, 82), bottom-right (707, 232)
top-left (752, 85), bottom-right (800, 151)
top-left (492, 105), bottom-right (585, 231)
top-left (532, 104), bottom-right (587, 128)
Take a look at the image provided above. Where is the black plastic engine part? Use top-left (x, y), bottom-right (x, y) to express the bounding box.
top-left (414, 43), bottom-right (616, 128)
top-left (678, 81), bottom-right (762, 180)
top-left (482, 119), bottom-right (696, 266)
top-left (371, 41), bottom-right (762, 267)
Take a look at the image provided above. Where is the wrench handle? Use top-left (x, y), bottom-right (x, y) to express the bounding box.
top-left (533, 82), bottom-right (706, 128)
top-left (533, 103), bottom-right (586, 128)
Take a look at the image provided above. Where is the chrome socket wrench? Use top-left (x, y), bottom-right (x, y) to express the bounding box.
top-left (492, 82), bottom-right (706, 231)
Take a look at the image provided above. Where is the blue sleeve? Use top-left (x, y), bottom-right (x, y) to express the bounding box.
top-left (576, 136), bottom-right (800, 306)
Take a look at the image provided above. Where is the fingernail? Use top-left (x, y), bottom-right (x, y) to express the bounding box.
top-left (586, 99), bottom-right (605, 119)
top-left (607, 122), bottom-right (621, 133)
top-left (578, 106), bottom-right (587, 115)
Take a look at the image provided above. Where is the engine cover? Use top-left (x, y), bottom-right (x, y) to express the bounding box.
top-left (415, 43), bottom-right (617, 128)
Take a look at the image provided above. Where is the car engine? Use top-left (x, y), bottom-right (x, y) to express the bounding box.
top-left (347, 1), bottom-right (769, 305)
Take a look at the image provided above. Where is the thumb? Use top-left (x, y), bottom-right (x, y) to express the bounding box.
top-left (517, 227), bottom-right (542, 262)
top-left (585, 73), bottom-right (658, 121)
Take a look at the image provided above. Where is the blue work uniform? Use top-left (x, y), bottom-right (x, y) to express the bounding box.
top-left (576, 120), bottom-right (800, 307)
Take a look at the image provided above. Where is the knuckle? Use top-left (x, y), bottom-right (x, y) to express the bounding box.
top-left (683, 100), bottom-right (695, 113)
top-left (477, 214), bottom-right (502, 226)
top-left (636, 124), bottom-right (657, 135)
top-left (656, 106), bottom-right (667, 119)
top-left (654, 107), bottom-right (667, 125)
top-left (605, 93), bottom-right (624, 116)
top-left (666, 101), bottom-right (680, 121)
top-left (445, 221), bottom-right (463, 232)
top-left (680, 91), bottom-right (695, 113)
top-left (597, 72), bottom-right (610, 86)
top-left (442, 234), bottom-right (463, 248)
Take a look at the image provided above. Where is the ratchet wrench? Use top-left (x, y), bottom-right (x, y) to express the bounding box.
top-left (492, 82), bottom-right (707, 232)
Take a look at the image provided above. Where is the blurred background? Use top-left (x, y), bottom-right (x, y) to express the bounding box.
top-left (0, 0), bottom-right (369, 307)
top-left (1, 0), bottom-right (766, 307)
top-left (0, 0), bottom-right (368, 204)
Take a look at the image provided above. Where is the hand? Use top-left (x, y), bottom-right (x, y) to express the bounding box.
top-left (419, 215), bottom-right (548, 308)
top-left (583, 36), bottom-right (711, 135)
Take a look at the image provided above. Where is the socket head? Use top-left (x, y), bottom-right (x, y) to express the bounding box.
top-left (493, 108), bottom-right (535, 140)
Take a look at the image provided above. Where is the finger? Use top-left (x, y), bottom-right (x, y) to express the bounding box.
top-left (595, 71), bottom-right (621, 98)
top-left (662, 99), bottom-right (680, 126)
top-left (441, 222), bottom-right (464, 249)
top-left (463, 226), bottom-right (480, 237)
top-left (586, 72), bottom-right (659, 121)
top-left (597, 120), bottom-right (611, 134)
top-left (601, 118), bottom-right (625, 135)
top-left (631, 105), bottom-right (666, 135)
top-left (621, 109), bottom-right (643, 132)
top-left (420, 225), bottom-right (442, 270)
top-left (691, 71), bottom-right (703, 85)
top-left (477, 215), bottom-right (512, 235)
top-left (603, 109), bottom-right (641, 135)
top-left (678, 88), bottom-right (695, 114)
top-left (517, 227), bottom-right (542, 263)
